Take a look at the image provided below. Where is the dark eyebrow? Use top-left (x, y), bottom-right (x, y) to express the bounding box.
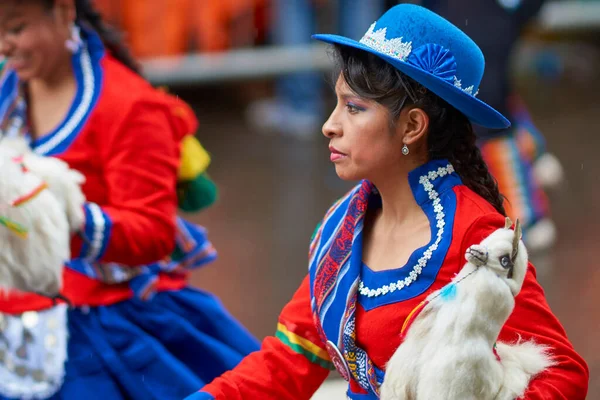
top-left (334, 79), bottom-right (370, 103)
top-left (336, 88), bottom-right (360, 101)
top-left (337, 90), bottom-right (370, 106)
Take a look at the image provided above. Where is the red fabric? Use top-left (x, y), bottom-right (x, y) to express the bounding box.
top-left (200, 185), bottom-right (588, 399)
top-left (0, 56), bottom-right (195, 314)
top-left (202, 277), bottom-right (330, 400)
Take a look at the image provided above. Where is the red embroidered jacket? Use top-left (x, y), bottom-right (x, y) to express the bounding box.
top-left (0, 46), bottom-right (195, 314)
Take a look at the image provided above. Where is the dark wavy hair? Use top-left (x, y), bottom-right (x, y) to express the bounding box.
top-left (332, 45), bottom-right (506, 216)
top-left (41, 0), bottom-right (141, 74)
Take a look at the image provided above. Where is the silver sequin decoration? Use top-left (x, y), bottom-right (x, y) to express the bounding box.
top-left (0, 305), bottom-right (68, 399)
top-left (21, 312), bottom-right (39, 329)
top-left (359, 22), bottom-right (413, 62)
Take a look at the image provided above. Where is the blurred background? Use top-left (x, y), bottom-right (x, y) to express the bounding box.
top-left (94, 0), bottom-right (599, 397)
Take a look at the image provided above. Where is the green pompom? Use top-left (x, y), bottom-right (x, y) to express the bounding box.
top-left (177, 173), bottom-right (218, 213)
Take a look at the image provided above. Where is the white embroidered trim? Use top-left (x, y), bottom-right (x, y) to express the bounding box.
top-left (34, 44), bottom-right (95, 156)
top-left (85, 202), bottom-right (106, 260)
top-left (0, 305), bottom-right (68, 399)
top-left (453, 76), bottom-right (478, 97)
top-left (358, 164), bottom-right (454, 298)
top-left (359, 22), bottom-right (412, 62)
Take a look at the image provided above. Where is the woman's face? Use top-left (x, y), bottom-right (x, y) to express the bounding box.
top-left (322, 74), bottom-right (406, 182)
top-left (0, 1), bottom-right (71, 81)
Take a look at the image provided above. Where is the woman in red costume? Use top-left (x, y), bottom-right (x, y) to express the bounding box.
top-left (0, 1), bottom-right (259, 399)
top-left (187, 4), bottom-right (588, 400)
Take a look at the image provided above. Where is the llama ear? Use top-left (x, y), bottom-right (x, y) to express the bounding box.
top-left (505, 217), bottom-right (513, 230)
top-left (511, 219), bottom-right (522, 261)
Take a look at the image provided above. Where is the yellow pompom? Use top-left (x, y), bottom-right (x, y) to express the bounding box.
top-left (179, 135), bottom-right (211, 181)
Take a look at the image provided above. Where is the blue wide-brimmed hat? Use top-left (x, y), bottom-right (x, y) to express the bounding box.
top-left (313, 4), bottom-right (510, 129)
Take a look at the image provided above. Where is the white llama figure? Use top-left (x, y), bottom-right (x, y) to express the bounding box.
top-left (380, 218), bottom-right (553, 400)
top-left (0, 137), bottom-right (85, 296)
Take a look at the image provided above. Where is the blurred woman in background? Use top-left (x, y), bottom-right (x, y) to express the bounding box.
top-left (0, 0), bottom-right (259, 399)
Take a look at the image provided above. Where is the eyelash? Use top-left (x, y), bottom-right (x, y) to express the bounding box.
top-left (345, 102), bottom-right (364, 114)
top-left (7, 23), bottom-right (25, 35)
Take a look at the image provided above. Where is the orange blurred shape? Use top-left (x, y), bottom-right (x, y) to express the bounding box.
top-left (95, 0), bottom-right (268, 59)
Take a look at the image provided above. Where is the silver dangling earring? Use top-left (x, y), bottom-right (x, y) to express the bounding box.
top-left (402, 144), bottom-right (409, 156)
top-left (65, 24), bottom-right (82, 53)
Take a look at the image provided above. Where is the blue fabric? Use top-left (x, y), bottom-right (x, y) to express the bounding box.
top-left (0, 70), bottom-right (27, 141)
top-left (312, 4), bottom-right (511, 129)
top-left (78, 202), bottom-right (113, 261)
top-left (67, 217), bottom-right (218, 299)
top-left (78, 203), bottom-right (96, 259)
top-left (31, 26), bottom-right (104, 156)
top-left (359, 159), bottom-right (459, 310)
top-left (407, 43), bottom-right (457, 84)
top-left (308, 180), bottom-right (386, 392)
top-left (309, 184), bottom-right (362, 345)
top-left (0, 288), bottom-right (259, 400)
top-left (0, 70), bottom-right (18, 121)
top-left (183, 392), bottom-right (214, 400)
top-left (347, 391), bottom-right (378, 400)
top-left (124, 218), bottom-right (218, 299)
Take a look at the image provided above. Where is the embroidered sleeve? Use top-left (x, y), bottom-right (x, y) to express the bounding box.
top-left (460, 213), bottom-right (589, 399)
top-left (74, 100), bottom-right (179, 265)
top-left (200, 277), bottom-right (331, 400)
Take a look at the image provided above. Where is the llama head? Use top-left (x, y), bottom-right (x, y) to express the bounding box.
top-left (1, 136), bottom-right (85, 232)
top-left (465, 218), bottom-right (528, 296)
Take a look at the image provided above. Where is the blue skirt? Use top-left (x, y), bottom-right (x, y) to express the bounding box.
top-left (5, 288), bottom-right (259, 400)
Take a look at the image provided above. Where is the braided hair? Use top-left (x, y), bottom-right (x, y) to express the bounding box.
top-left (333, 45), bottom-right (506, 216)
top-left (42, 0), bottom-right (141, 74)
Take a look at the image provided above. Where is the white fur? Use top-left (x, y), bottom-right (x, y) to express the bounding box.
top-left (494, 340), bottom-right (553, 399)
top-left (0, 137), bottom-right (85, 295)
top-left (381, 224), bottom-right (553, 400)
top-left (2, 137), bottom-right (85, 231)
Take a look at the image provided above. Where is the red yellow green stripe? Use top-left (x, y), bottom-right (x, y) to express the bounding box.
top-left (275, 323), bottom-right (333, 370)
top-left (0, 216), bottom-right (28, 239)
top-left (11, 183), bottom-right (48, 207)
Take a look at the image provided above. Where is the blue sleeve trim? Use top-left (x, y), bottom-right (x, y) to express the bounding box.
top-left (80, 202), bottom-right (113, 260)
